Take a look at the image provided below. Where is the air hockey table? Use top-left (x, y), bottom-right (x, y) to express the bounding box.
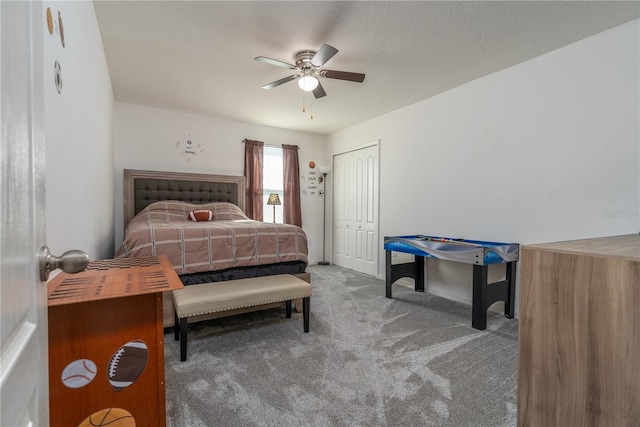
top-left (384, 235), bottom-right (519, 330)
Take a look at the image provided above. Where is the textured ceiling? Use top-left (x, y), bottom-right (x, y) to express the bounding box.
top-left (94, 1), bottom-right (639, 135)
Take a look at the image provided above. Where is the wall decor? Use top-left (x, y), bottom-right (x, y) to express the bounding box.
top-left (301, 162), bottom-right (323, 196)
top-left (46, 8), bottom-right (54, 35)
top-left (58, 11), bottom-right (65, 48)
top-left (306, 165), bottom-right (318, 195)
top-left (54, 60), bottom-right (62, 93)
top-left (175, 135), bottom-right (205, 163)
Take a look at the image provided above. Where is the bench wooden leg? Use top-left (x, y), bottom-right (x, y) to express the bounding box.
top-left (179, 317), bottom-right (188, 361)
top-left (286, 300), bottom-right (292, 318)
top-left (303, 297), bottom-right (310, 332)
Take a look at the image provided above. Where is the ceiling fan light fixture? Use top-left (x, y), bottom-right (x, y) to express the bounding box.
top-left (298, 74), bottom-right (318, 92)
top-left (256, 44), bottom-right (365, 99)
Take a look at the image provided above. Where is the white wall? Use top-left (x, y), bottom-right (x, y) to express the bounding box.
top-left (43, 1), bottom-right (115, 260)
top-left (113, 103), bottom-right (328, 263)
top-left (328, 20), bottom-right (640, 310)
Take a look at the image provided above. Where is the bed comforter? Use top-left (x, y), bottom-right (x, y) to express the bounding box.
top-left (116, 201), bottom-right (308, 275)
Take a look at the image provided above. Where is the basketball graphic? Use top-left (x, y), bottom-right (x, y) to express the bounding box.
top-left (61, 359), bottom-right (97, 389)
top-left (78, 408), bottom-right (135, 427)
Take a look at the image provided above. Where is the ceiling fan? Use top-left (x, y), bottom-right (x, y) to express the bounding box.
top-left (254, 44), bottom-right (365, 99)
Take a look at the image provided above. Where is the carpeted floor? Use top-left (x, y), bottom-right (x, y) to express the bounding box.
top-left (164, 265), bottom-right (518, 427)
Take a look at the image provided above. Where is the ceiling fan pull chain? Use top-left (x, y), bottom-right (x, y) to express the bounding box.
top-left (301, 87), bottom-right (314, 119)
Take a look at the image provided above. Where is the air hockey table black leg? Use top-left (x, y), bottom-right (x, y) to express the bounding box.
top-left (386, 250), bottom-right (393, 298)
top-left (472, 265), bottom-right (489, 330)
top-left (414, 256), bottom-right (425, 292)
top-left (386, 252), bottom-right (426, 298)
top-left (472, 262), bottom-right (517, 330)
top-left (504, 261), bottom-right (516, 319)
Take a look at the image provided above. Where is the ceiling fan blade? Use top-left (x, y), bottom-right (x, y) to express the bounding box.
top-left (311, 44), bottom-right (338, 67)
top-left (254, 56), bottom-right (296, 70)
top-left (312, 81), bottom-right (326, 99)
top-left (262, 75), bottom-right (298, 90)
top-left (320, 70), bottom-right (365, 83)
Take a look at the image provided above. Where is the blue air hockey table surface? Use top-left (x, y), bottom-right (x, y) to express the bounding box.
top-left (383, 235), bottom-right (519, 266)
top-left (384, 235), bottom-right (520, 330)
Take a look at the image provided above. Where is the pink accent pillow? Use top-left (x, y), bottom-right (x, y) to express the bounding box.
top-left (187, 209), bottom-right (214, 222)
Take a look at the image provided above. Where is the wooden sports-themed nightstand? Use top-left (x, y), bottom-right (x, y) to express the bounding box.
top-left (47, 256), bottom-right (183, 427)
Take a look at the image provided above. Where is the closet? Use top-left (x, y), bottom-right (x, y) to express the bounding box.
top-left (332, 144), bottom-right (379, 276)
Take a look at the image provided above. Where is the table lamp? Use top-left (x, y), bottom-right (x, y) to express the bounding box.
top-left (267, 193), bottom-right (281, 223)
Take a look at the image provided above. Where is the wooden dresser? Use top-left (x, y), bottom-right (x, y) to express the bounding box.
top-left (47, 256), bottom-right (183, 427)
top-left (517, 234), bottom-right (640, 426)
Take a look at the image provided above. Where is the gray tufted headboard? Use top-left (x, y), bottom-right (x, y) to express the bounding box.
top-left (123, 169), bottom-right (246, 229)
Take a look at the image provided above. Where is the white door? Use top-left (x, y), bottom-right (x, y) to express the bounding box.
top-left (1, 2), bottom-right (48, 425)
top-left (333, 152), bottom-right (354, 269)
top-left (353, 146), bottom-right (378, 277)
top-left (332, 144), bottom-right (379, 276)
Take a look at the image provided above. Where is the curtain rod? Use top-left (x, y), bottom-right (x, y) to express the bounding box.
top-left (242, 140), bottom-right (299, 149)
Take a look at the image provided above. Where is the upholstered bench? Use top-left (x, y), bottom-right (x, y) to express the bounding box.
top-left (173, 274), bottom-right (312, 361)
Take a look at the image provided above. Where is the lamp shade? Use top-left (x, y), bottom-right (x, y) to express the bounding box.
top-left (267, 193), bottom-right (281, 206)
top-left (317, 165), bottom-right (331, 174)
top-left (298, 75), bottom-right (319, 92)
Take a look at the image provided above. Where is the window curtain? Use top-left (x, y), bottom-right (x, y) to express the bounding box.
top-left (282, 144), bottom-right (302, 227)
top-left (244, 139), bottom-right (264, 220)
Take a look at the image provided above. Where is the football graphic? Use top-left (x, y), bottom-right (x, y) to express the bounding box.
top-left (107, 339), bottom-right (148, 392)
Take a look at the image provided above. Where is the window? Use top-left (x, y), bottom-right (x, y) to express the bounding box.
top-left (263, 146), bottom-right (283, 223)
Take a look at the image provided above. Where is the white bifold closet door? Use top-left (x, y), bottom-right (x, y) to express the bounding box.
top-left (332, 144), bottom-right (379, 277)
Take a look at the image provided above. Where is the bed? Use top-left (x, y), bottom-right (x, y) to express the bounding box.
top-left (117, 169), bottom-right (310, 327)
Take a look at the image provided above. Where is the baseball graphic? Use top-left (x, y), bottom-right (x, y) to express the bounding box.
top-left (61, 359), bottom-right (97, 389)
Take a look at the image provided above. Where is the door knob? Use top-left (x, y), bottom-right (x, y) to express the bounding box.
top-left (39, 246), bottom-right (90, 281)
